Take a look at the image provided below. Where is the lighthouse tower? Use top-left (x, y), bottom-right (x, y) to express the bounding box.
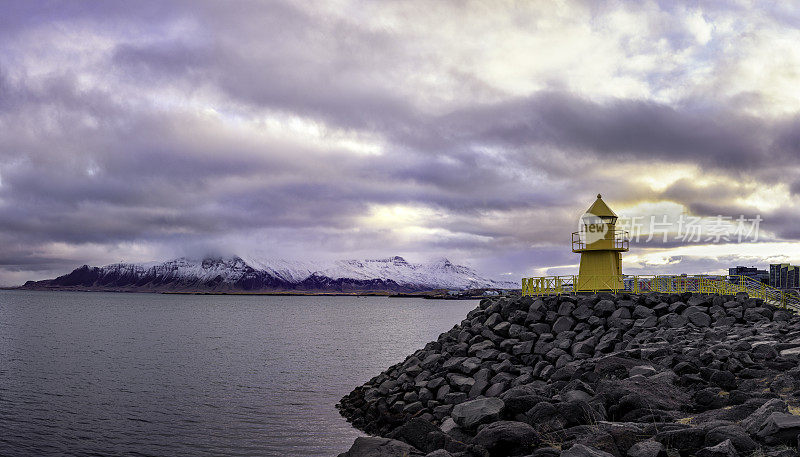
top-left (573, 194), bottom-right (629, 291)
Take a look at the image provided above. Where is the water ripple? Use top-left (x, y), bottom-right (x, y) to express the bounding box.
top-left (0, 290), bottom-right (477, 456)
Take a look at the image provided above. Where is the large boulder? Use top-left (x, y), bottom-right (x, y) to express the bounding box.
top-left (471, 420), bottom-right (539, 456)
top-left (387, 418), bottom-right (451, 454)
top-left (687, 312), bottom-right (711, 327)
top-left (447, 373), bottom-right (476, 392)
top-left (696, 439), bottom-right (737, 457)
top-left (594, 300), bottom-right (616, 316)
top-left (337, 437), bottom-right (424, 457)
top-left (708, 370), bottom-right (736, 390)
top-left (502, 394), bottom-right (550, 418)
top-left (755, 412), bottom-right (800, 444)
top-left (451, 397), bottom-right (504, 430)
top-left (626, 440), bottom-right (667, 457)
top-left (553, 316), bottom-right (575, 333)
top-left (525, 402), bottom-right (567, 433)
top-left (655, 427), bottom-right (706, 454)
top-left (741, 398), bottom-right (788, 434)
top-left (703, 424), bottom-right (757, 454)
top-left (597, 373), bottom-right (690, 418)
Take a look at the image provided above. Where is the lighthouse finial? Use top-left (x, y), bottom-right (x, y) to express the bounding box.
top-left (597, 193), bottom-right (602, 199)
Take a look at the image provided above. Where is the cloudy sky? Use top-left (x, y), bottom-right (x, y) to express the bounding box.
top-left (1, 0), bottom-right (799, 285)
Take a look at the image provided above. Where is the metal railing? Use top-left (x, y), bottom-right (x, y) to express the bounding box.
top-left (571, 230), bottom-right (629, 251)
top-left (520, 274), bottom-right (800, 311)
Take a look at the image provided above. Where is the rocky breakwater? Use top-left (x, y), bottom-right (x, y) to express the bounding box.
top-left (337, 292), bottom-right (800, 457)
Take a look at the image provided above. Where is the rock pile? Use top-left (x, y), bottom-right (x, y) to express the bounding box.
top-left (337, 292), bottom-right (800, 457)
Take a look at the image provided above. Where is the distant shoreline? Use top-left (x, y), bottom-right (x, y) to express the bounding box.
top-left (2, 287), bottom-right (501, 300)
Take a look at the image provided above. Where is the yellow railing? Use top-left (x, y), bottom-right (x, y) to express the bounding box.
top-left (521, 274), bottom-right (800, 310)
top-left (571, 230), bottom-right (629, 252)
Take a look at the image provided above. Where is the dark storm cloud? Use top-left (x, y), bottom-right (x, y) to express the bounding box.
top-left (455, 94), bottom-right (774, 170)
top-left (111, 29), bottom-right (777, 175)
top-left (1, 0), bottom-right (799, 285)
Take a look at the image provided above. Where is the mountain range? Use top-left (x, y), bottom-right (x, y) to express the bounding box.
top-left (19, 256), bottom-right (518, 293)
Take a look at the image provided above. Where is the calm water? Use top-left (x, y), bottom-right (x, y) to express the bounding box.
top-left (0, 290), bottom-right (478, 457)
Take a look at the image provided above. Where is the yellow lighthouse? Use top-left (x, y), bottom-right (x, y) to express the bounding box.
top-left (573, 194), bottom-right (629, 291)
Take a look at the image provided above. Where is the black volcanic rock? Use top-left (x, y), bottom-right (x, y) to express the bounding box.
top-left (337, 292), bottom-right (800, 456)
top-left (337, 437), bottom-right (424, 457)
top-left (471, 420), bottom-right (540, 456)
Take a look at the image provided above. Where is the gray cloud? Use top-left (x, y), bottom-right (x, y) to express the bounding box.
top-left (1, 0), bottom-right (799, 285)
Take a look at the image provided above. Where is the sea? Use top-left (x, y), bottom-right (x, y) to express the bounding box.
top-left (0, 290), bottom-right (479, 456)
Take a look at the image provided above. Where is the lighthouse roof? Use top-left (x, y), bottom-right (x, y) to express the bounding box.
top-left (586, 194), bottom-right (617, 218)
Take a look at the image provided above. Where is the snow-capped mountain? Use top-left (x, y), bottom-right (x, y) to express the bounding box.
top-left (21, 256), bottom-right (518, 293)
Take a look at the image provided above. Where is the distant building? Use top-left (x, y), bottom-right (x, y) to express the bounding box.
top-left (769, 264), bottom-right (800, 289)
top-left (729, 266), bottom-right (768, 284)
top-left (770, 264), bottom-right (781, 288)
